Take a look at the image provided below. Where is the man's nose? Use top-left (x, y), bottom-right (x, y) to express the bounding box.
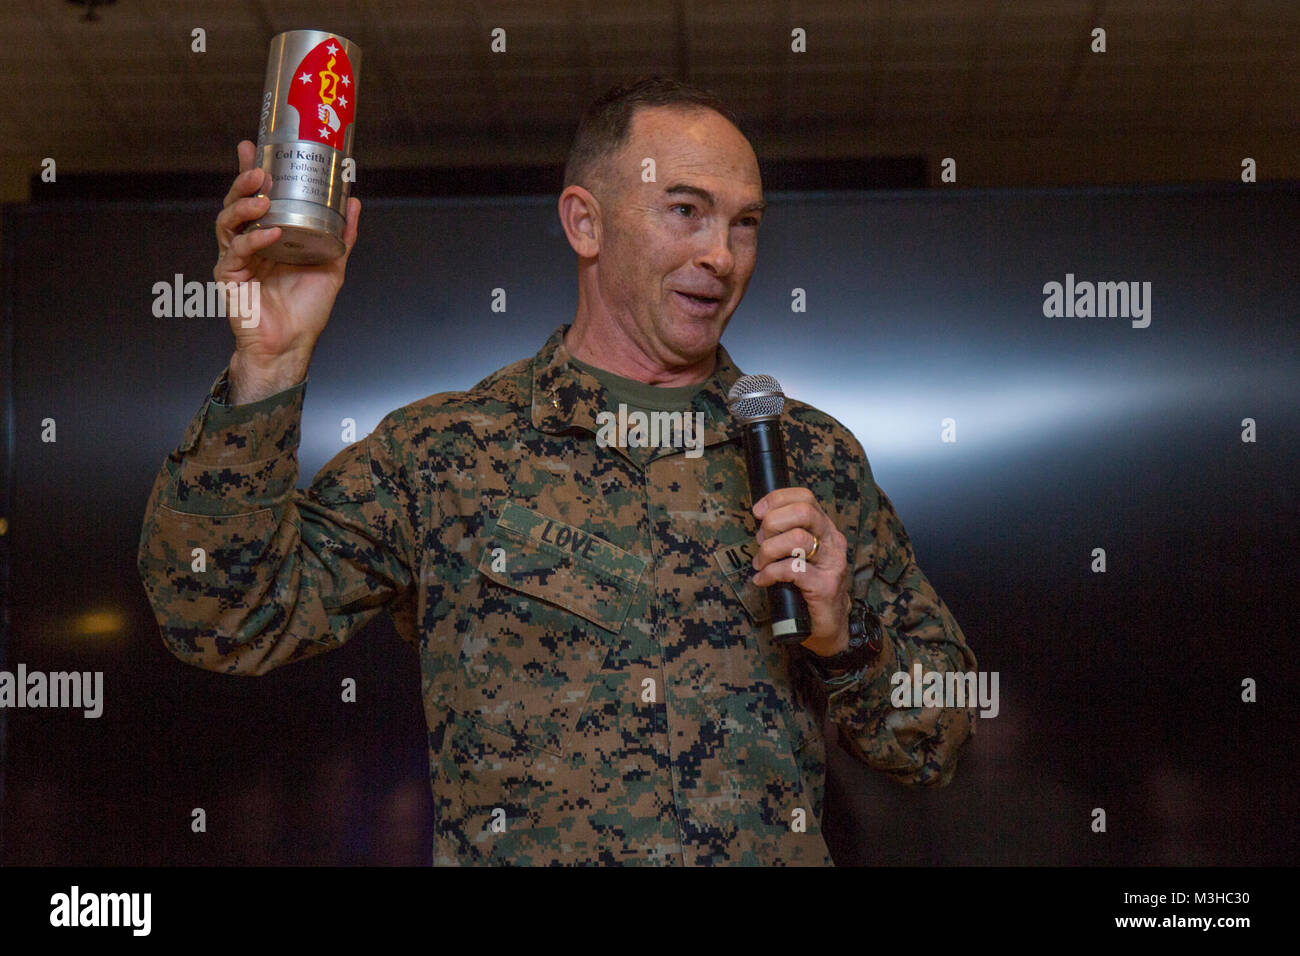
top-left (696, 222), bottom-right (735, 276)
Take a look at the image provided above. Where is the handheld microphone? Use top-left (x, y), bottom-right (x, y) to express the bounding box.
top-left (727, 374), bottom-right (812, 644)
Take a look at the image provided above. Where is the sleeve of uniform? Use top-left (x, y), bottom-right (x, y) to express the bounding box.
top-left (823, 439), bottom-right (978, 787)
top-left (135, 367), bottom-right (418, 676)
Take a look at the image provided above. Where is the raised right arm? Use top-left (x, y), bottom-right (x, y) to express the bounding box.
top-left (134, 141), bottom-right (416, 675)
top-left (135, 372), bottom-right (418, 675)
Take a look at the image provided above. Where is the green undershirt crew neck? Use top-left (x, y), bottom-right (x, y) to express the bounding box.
top-left (568, 354), bottom-right (706, 410)
top-left (568, 354), bottom-right (707, 467)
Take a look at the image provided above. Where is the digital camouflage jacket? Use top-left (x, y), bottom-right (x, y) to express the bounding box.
top-left (137, 324), bottom-right (977, 865)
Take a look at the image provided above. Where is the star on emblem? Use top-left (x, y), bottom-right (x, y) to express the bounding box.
top-left (338, 95), bottom-right (348, 108)
top-left (341, 74), bottom-right (351, 87)
top-left (319, 125), bottom-right (331, 138)
top-left (299, 72), bottom-right (313, 84)
top-left (326, 43), bottom-right (339, 55)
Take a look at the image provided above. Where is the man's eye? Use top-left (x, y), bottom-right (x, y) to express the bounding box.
top-left (671, 203), bottom-right (694, 217)
top-left (739, 216), bottom-right (760, 228)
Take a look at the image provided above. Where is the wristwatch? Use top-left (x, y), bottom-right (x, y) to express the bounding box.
top-left (803, 598), bottom-right (883, 684)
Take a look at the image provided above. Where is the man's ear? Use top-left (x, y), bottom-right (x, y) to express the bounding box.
top-left (558, 185), bottom-right (602, 258)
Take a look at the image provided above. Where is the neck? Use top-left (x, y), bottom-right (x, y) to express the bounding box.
top-left (565, 314), bottom-right (716, 387)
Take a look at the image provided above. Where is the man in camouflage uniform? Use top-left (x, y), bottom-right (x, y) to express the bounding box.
top-left (137, 77), bottom-right (977, 865)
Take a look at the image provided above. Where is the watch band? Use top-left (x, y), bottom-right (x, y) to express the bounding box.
top-left (803, 598), bottom-right (882, 682)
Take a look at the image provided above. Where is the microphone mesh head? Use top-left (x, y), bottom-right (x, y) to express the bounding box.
top-left (727, 374), bottom-right (785, 422)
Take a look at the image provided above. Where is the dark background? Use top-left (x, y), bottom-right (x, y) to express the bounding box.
top-left (2, 182), bottom-right (1296, 865)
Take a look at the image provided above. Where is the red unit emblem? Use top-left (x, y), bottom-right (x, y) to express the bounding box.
top-left (287, 38), bottom-right (356, 150)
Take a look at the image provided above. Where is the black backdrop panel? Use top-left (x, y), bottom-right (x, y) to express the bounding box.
top-left (2, 184), bottom-right (1297, 864)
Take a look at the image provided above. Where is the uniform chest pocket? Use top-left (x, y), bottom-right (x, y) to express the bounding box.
top-left (452, 501), bottom-right (646, 757)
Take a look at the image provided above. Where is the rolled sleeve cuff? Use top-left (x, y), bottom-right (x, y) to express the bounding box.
top-left (160, 367), bottom-right (307, 515)
top-left (824, 623), bottom-right (900, 704)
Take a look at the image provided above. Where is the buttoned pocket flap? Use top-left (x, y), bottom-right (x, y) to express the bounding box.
top-left (712, 540), bottom-right (771, 624)
top-left (477, 502), bottom-right (646, 632)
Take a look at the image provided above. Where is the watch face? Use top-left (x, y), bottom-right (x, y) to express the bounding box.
top-left (850, 605), bottom-right (871, 637)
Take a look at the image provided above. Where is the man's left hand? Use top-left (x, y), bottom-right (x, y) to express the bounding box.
top-left (751, 487), bottom-right (851, 657)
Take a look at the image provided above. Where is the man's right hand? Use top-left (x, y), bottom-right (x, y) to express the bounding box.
top-left (215, 139), bottom-right (361, 404)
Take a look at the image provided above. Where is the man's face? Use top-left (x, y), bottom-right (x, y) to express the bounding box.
top-left (593, 106), bottom-right (765, 367)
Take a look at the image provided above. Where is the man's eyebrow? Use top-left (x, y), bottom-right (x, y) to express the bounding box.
top-left (664, 183), bottom-right (767, 214)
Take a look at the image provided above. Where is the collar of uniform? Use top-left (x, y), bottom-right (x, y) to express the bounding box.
top-left (530, 324), bottom-right (744, 448)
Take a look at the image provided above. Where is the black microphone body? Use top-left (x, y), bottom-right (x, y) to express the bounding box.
top-left (739, 417), bottom-right (813, 644)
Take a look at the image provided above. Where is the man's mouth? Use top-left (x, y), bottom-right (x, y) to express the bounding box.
top-left (673, 290), bottom-right (725, 313)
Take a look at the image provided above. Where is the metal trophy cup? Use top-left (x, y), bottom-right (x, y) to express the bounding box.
top-left (243, 30), bottom-right (361, 264)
